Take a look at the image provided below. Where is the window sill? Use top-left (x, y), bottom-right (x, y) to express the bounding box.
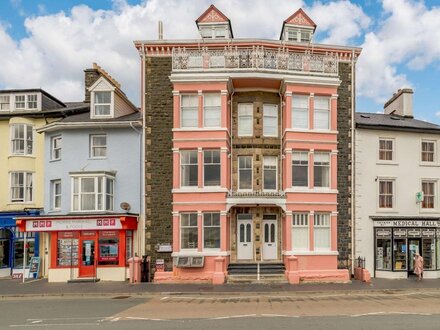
top-left (285, 188), bottom-right (338, 194)
top-left (49, 159), bottom-right (61, 163)
top-left (172, 187), bottom-right (227, 193)
top-left (419, 209), bottom-right (439, 213)
top-left (88, 157), bottom-right (107, 160)
top-left (172, 251), bottom-right (230, 257)
top-left (376, 161), bottom-right (398, 166)
top-left (283, 250), bottom-right (338, 256)
top-left (419, 162), bottom-right (440, 167)
top-left (8, 155), bottom-right (35, 159)
top-left (376, 209), bottom-right (398, 213)
top-left (173, 127), bottom-right (227, 132)
top-left (284, 128), bottom-right (338, 134)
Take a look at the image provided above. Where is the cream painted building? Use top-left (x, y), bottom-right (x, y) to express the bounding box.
top-left (355, 89), bottom-right (440, 279)
top-left (0, 89), bottom-right (88, 277)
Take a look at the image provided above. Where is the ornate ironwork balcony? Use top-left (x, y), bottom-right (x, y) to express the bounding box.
top-left (172, 46), bottom-right (338, 75)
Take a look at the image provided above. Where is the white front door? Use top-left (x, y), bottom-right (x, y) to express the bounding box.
top-left (262, 218), bottom-right (277, 260)
top-left (237, 215), bottom-right (253, 260)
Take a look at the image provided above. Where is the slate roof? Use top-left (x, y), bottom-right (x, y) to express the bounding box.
top-left (355, 112), bottom-right (440, 133)
top-left (0, 101), bottom-right (89, 119)
top-left (0, 88), bottom-right (65, 107)
top-left (56, 110), bottom-right (141, 123)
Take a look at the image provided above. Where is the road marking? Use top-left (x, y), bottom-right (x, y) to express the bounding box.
top-left (160, 297), bottom-right (169, 301)
top-left (10, 323), bottom-right (99, 327)
top-left (110, 317), bottom-right (120, 322)
top-left (261, 314), bottom-right (294, 318)
top-left (30, 320), bottom-right (42, 324)
top-left (350, 311), bottom-right (433, 318)
top-left (209, 314), bottom-right (257, 320)
top-left (125, 316), bottom-right (165, 321)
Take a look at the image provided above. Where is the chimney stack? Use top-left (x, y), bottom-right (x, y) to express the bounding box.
top-left (158, 21), bottom-right (163, 40)
top-left (384, 88), bottom-right (414, 118)
top-left (83, 65), bottom-right (101, 103)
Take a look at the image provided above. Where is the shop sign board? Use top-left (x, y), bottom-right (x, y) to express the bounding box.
top-left (422, 229), bottom-right (435, 238)
top-left (374, 220), bottom-right (440, 228)
top-left (25, 218), bottom-right (122, 232)
top-left (28, 257), bottom-right (40, 278)
top-left (407, 229), bottom-right (421, 237)
top-left (155, 259), bottom-right (165, 272)
top-left (376, 229), bottom-right (392, 238)
top-left (394, 229), bottom-right (407, 238)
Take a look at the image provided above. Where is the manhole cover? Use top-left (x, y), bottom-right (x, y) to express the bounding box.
top-left (112, 296), bottom-right (131, 299)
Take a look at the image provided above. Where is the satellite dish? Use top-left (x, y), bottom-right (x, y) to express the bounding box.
top-left (120, 202), bottom-right (131, 212)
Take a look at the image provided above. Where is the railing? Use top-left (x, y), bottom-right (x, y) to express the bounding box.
top-left (172, 46), bottom-right (339, 75)
top-left (227, 190), bottom-right (286, 198)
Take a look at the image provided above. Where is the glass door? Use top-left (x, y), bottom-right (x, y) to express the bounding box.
top-left (237, 215), bottom-right (253, 260)
top-left (79, 236), bottom-right (96, 277)
top-left (408, 238), bottom-right (421, 275)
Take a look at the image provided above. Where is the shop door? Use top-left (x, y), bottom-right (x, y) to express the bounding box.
top-left (237, 216), bottom-right (253, 260)
top-left (79, 236), bottom-right (96, 277)
top-left (408, 238), bottom-right (421, 275)
top-left (262, 219), bottom-right (277, 260)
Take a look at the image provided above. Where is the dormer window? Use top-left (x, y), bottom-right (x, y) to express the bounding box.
top-left (286, 28), bottom-right (312, 43)
top-left (15, 95), bottom-right (25, 109)
top-left (281, 8), bottom-right (316, 44)
top-left (94, 91), bottom-right (111, 116)
top-left (199, 25), bottom-right (229, 39)
top-left (196, 5), bottom-right (233, 40)
top-left (0, 95), bottom-right (10, 111)
top-left (27, 94), bottom-right (38, 109)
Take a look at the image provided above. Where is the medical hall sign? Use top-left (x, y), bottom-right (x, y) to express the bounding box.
top-left (374, 220), bottom-right (440, 228)
top-left (25, 218), bottom-right (123, 231)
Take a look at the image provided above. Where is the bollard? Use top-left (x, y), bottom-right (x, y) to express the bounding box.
top-left (133, 255), bottom-right (142, 283)
top-left (128, 257), bottom-right (134, 284)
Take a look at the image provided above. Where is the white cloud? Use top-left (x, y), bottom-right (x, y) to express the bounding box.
top-left (357, 0), bottom-right (440, 104)
top-left (0, 0), bottom-right (372, 105)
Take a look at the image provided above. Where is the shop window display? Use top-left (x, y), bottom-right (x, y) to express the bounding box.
top-left (393, 239), bottom-right (407, 270)
top-left (422, 238), bottom-right (435, 270)
top-left (14, 239), bottom-right (34, 268)
top-left (98, 231), bottom-right (119, 265)
top-left (57, 232), bottom-right (79, 266)
top-left (376, 239), bottom-right (392, 270)
top-left (0, 229), bottom-right (12, 268)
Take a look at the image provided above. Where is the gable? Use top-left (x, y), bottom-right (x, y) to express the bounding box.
top-left (196, 5), bottom-right (229, 23)
top-left (88, 76), bottom-right (115, 92)
top-left (285, 8), bottom-right (316, 29)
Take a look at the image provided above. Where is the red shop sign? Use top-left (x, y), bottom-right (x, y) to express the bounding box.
top-left (58, 231), bottom-right (79, 239)
top-left (99, 230), bottom-right (119, 238)
top-left (82, 231), bottom-right (96, 237)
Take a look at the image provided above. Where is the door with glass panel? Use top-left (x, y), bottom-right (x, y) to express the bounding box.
top-left (262, 215), bottom-right (277, 260)
top-left (237, 214), bottom-right (253, 260)
top-left (79, 233), bottom-right (96, 277)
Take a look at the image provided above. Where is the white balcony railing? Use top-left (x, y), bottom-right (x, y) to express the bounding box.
top-left (172, 46), bottom-right (338, 75)
top-left (227, 190), bottom-right (286, 198)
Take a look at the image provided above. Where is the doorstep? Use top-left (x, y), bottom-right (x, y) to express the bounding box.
top-left (67, 278), bottom-right (100, 283)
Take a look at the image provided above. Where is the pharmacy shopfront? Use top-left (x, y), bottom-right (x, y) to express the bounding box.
top-left (373, 218), bottom-right (440, 279)
top-left (16, 214), bottom-right (138, 282)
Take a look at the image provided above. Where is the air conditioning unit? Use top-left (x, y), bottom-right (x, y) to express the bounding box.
top-left (175, 256), bottom-right (205, 268)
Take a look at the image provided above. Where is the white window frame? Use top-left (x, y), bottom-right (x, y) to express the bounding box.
top-left (92, 91), bottom-right (112, 117)
top-left (292, 95), bottom-right (309, 129)
top-left (263, 104), bottom-right (278, 137)
top-left (180, 150), bottom-right (198, 187)
top-left (27, 94), bottom-right (38, 109)
top-left (292, 151), bottom-right (309, 188)
top-left (203, 150), bottom-right (221, 187)
top-left (238, 155), bottom-right (253, 191)
top-left (421, 140), bottom-right (436, 163)
top-left (203, 94), bottom-right (221, 128)
top-left (286, 28), bottom-right (298, 41)
top-left (313, 152), bottom-right (330, 189)
top-left (421, 180), bottom-right (436, 210)
top-left (313, 213), bottom-right (331, 251)
top-left (263, 156), bottom-right (277, 191)
top-left (313, 96), bottom-right (330, 130)
top-left (15, 95), bottom-right (25, 110)
top-left (10, 172), bottom-right (33, 203)
top-left (10, 123), bottom-right (33, 156)
top-left (90, 134), bottom-right (107, 159)
top-left (71, 174), bottom-right (114, 212)
top-left (180, 213), bottom-right (198, 250)
top-left (180, 94), bottom-right (199, 128)
top-left (51, 135), bottom-right (62, 161)
top-left (292, 213), bottom-right (309, 251)
top-left (378, 178), bottom-right (395, 210)
top-left (203, 212), bottom-right (221, 250)
top-left (378, 138), bottom-right (394, 161)
top-left (51, 179), bottom-right (62, 211)
top-left (0, 95), bottom-right (10, 111)
top-left (238, 103), bottom-right (253, 137)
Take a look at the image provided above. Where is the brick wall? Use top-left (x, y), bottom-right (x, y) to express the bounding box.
top-left (337, 61), bottom-right (354, 269)
top-left (145, 56), bottom-right (174, 272)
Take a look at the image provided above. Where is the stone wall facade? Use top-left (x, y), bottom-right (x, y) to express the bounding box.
top-left (144, 56), bottom-right (174, 273)
top-left (336, 61), bottom-right (354, 269)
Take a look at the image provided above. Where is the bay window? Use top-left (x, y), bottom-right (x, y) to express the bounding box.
top-left (204, 150), bottom-right (220, 186)
top-left (292, 95), bottom-right (309, 129)
top-left (314, 96), bottom-right (330, 130)
top-left (203, 213), bottom-right (220, 249)
top-left (292, 151), bottom-right (308, 187)
top-left (11, 123), bottom-right (33, 155)
top-left (292, 213), bottom-right (309, 250)
top-left (51, 135), bottom-right (62, 160)
top-left (72, 175), bottom-right (114, 211)
top-left (181, 213), bottom-right (198, 249)
top-left (181, 150), bottom-right (198, 187)
top-left (51, 180), bottom-right (62, 210)
top-left (238, 104), bottom-right (253, 136)
top-left (203, 94), bottom-right (221, 127)
top-left (314, 213), bottom-right (330, 250)
top-left (263, 104), bottom-right (278, 137)
top-left (313, 152), bottom-right (330, 188)
top-left (10, 172), bottom-right (33, 203)
top-left (181, 95), bottom-right (198, 128)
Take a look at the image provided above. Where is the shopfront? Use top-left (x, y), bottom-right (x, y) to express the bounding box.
top-left (373, 219), bottom-right (440, 279)
top-left (0, 211), bottom-right (40, 278)
top-left (16, 215), bottom-right (137, 282)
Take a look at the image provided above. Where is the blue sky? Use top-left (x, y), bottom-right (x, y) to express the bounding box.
top-left (0, 0), bottom-right (440, 123)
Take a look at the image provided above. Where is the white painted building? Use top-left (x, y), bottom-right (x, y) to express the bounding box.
top-left (355, 89), bottom-right (440, 279)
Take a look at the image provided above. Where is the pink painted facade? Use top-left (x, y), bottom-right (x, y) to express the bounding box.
top-left (136, 5), bottom-right (361, 284)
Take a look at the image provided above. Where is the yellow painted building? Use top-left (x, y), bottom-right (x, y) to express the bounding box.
top-left (0, 89), bottom-right (88, 277)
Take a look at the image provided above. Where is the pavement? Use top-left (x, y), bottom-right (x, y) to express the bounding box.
top-left (1, 276), bottom-right (440, 298)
